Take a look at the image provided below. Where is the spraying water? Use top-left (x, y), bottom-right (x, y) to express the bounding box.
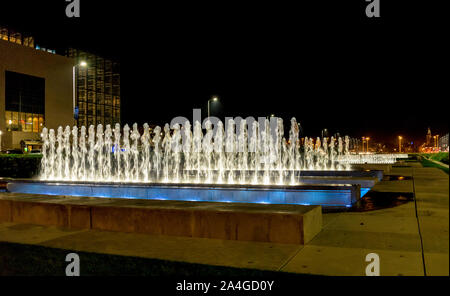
top-left (40, 117), bottom-right (351, 185)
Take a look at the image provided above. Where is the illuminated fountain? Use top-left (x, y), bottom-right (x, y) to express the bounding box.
top-left (39, 117), bottom-right (351, 185)
top-left (7, 117), bottom-right (380, 208)
top-left (337, 154), bottom-right (409, 164)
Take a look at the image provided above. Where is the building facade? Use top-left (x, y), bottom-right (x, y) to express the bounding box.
top-left (0, 38), bottom-right (74, 150)
top-left (426, 127), bottom-right (432, 146)
top-left (0, 26), bottom-right (121, 151)
top-left (438, 133), bottom-right (449, 152)
top-left (66, 48), bottom-right (121, 128)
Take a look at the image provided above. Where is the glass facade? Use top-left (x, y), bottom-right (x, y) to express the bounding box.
top-left (439, 133), bottom-right (449, 151)
top-left (0, 26), bottom-right (35, 48)
top-left (1, 26), bottom-right (120, 132)
top-left (4, 71), bottom-right (45, 133)
top-left (66, 48), bottom-right (121, 127)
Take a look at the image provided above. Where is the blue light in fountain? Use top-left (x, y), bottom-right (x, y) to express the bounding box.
top-left (17, 116), bottom-right (377, 208)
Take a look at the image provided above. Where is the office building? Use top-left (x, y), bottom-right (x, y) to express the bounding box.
top-left (0, 26), bottom-right (120, 151)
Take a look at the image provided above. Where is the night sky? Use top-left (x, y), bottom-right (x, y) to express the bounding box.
top-left (1, 1), bottom-right (446, 146)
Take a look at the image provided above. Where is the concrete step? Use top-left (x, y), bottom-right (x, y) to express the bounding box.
top-left (0, 192), bottom-right (322, 245)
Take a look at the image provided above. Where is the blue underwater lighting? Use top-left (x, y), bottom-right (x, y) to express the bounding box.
top-left (360, 188), bottom-right (371, 197)
top-left (7, 180), bottom-right (374, 208)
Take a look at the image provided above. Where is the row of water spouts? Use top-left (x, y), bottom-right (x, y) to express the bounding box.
top-left (40, 117), bottom-right (351, 185)
top-left (336, 154), bottom-right (408, 164)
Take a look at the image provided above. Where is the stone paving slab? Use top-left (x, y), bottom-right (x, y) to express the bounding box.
top-left (0, 222), bottom-right (301, 272)
top-left (322, 214), bottom-right (420, 234)
top-left (388, 167), bottom-right (414, 176)
top-left (370, 180), bottom-right (413, 193)
top-left (412, 166), bottom-right (449, 276)
top-left (351, 202), bottom-right (417, 218)
top-left (305, 228), bottom-right (422, 252)
top-left (281, 245), bottom-right (424, 276)
top-left (0, 223), bottom-right (87, 244)
top-left (424, 253), bottom-right (450, 276)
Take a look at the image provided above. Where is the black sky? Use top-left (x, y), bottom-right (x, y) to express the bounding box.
top-left (1, 0), bottom-right (447, 146)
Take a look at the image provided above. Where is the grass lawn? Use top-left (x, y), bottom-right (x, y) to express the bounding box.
top-left (421, 152), bottom-right (449, 165)
top-left (420, 157), bottom-right (449, 174)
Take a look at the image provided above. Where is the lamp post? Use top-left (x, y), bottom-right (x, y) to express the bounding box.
top-left (398, 136), bottom-right (402, 153)
top-left (321, 129), bottom-right (328, 140)
top-left (266, 114), bottom-right (276, 121)
top-left (73, 61), bottom-right (88, 125)
top-left (207, 96), bottom-right (218, 118)
top-left (362, 137), bottom-right (366, 153)
top-left (366, 137), bottom-right (370, 153)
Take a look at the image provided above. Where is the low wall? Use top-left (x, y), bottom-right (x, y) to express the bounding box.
top-left (351, 164), bottom-right (391, 173)
top-left (0, 192), bottom-right (322, 245)
top-left (299, 170), bottom-right (384, 181)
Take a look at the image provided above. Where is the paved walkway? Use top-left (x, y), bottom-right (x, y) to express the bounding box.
top-left (0, 163), bottom-right (448, 276)
top-left (281, 164), bottom-right (448, 276)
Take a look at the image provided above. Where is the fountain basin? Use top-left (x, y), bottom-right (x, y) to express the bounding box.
top-left (7, 179), bottom-right (362, 208)
top-left (298, 176), bottom-right (377, 198)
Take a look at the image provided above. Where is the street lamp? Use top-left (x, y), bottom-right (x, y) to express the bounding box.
top-left (366, 137), bottom-right (370, 153)
top-left (362, 137), bottom-right (366, 153)
top-left (73, 61), bottom-right (88, 125)
top-left (208, 96), bottom-right (219, 118)
top-left (321, 129), bottom-right (328, 139)
top-left (398, 136), bottom-right (403, 153)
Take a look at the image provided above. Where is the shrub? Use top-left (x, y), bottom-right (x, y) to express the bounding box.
top-left (0, 154), bottom-right (42, 178)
